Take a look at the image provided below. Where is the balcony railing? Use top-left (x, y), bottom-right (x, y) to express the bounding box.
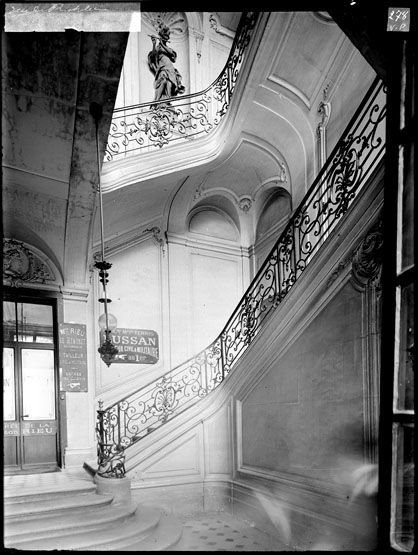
top-left (104, 12), bottom-right (259, 162)
top-left (96, 77), bottom-right (386, 478)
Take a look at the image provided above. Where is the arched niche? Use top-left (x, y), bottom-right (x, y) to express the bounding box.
top-left (255, 188), bottom-right (292, 270)
top-left (256, 188), bottom-right (292, 243)
top-left (187, 194), bottom-right (240, 242)
top-left (188, 208), bottom-right (239, 241)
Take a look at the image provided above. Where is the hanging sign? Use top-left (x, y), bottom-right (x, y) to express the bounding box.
top-left (100, 328), bottom-right (159, 364)
top-left (59, 323), bottom-right (88, 392)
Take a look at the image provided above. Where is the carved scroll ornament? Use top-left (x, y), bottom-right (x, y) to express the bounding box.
top-left (3, 238), bottom-right (55, 287)
top-left (351, 221), bottom-right (383, 288)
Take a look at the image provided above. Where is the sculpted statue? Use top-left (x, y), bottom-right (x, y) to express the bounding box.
top-left (147, 22), bottom-right (185, 102)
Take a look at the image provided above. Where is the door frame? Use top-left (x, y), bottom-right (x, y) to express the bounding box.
top-left (3, 286), bottom-right (66, 473)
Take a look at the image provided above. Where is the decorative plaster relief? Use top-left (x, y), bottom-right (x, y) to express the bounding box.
top-left (189, 28), bottom-right (205, 62)
top-left (142, 226), bottom-right (166, 254)
top-left (317, 84), bottom-right (332, 136)
top-left (277, 161), bottom-right (288, 183)
top-left (351, 221), bottom-right (383, 289)
top-left (143, 12), bottom-right (187, 42)
top-left (317, 84), bottom-right (332, 168)
top-left (3, 238), bottom-right (56, 287)
top-left (238, 197), bottom-right (253, 213)
top-left (326, 220), bottom-right (383, 290)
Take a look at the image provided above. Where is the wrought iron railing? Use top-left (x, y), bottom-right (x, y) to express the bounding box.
top-left (104, 12), bottom-right (259, 161)
top-left (96, 77), bottom-right (386, 477)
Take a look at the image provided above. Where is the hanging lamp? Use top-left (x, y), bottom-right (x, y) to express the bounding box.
top-left (90, 102), bottom-right (119, 367)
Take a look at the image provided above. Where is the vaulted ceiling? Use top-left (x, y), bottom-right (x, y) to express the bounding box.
top-left (2, 8), bottom-right (379, 289)
top-left (2, 31), bottom-right (128, 290)
top-left (97, 11), bottom-right (375, 250)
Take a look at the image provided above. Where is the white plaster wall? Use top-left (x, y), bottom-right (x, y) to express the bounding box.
top-left (167, 238), bottom-right (246, 368)
top-left (167, 241), bottom-right (194, 368)
top-left (95, 238), bottom-right (164, 396)
top-left (189, 250), bottom-right (241, 353)
top-left (62, 291), bottom-right (97, 467)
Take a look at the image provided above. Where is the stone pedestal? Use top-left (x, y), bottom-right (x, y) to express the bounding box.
top-left (94, 474), bottom-right (132, 506)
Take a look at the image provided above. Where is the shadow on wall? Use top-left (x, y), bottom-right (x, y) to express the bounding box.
top-left (244, 425), bottom-right (380, 550)
top-left (251, 457), bottom-right (378, 550)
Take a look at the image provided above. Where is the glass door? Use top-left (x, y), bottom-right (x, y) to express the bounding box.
top-left (3, 299), bottom-right (60, 473)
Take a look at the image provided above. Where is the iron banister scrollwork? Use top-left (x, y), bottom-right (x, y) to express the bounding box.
top-left (96, 77), bottom-right (386, 473)
top-left (96, 400), bottom-right (126, 478)
top-left (104, 12), bottom-right (259, 161)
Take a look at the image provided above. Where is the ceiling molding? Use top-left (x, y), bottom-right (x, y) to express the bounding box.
top-left (266, 74), bottom-right (311, 109)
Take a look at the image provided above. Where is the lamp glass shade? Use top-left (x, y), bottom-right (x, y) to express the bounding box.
top-left (98, 312), bottom-right (118, 330)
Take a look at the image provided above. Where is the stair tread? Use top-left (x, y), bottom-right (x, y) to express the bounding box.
top-left (4, 491), bottom-right (113, 519)
top-left (122, 512), bottom-right (183, 551)
top-left (5, 501), bottom-right (137, 541)
top-left (4, 483), bottom-right (96, 503)
top-left (6, 504), bottom-right (162, 550)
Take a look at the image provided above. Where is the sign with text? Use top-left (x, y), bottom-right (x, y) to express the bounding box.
top-left (100, 328), bottom-right (159, 364)
top-left (4, 422), bottom-right (20, 436)
top-left (59, 323), bottom-right (88, 392)
top-left (21, 421), bottom-right (57, 436)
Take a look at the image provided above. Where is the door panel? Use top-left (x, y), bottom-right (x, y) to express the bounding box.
top-left (3, 348), bottom-right (15, 421)
top-left (21, 349), bottom-right (55, 419)
top-left (3, 299), bottom-right (60, 473)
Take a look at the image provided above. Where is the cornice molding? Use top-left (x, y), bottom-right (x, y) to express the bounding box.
top-left (92, 221), bottom-right (165, 259)
top-left (167, 232), bottom-right (252, 259)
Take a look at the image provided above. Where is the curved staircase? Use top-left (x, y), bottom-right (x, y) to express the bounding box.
top-left (4, 471), bottom-right (183, 551)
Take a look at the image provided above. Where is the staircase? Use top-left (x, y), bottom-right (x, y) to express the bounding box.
top-left (4, 472), bottom-right (183, 551)
top-left (96, 77), bottom-right (387, 478)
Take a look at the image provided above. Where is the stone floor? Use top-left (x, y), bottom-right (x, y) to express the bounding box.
top-left (173, 511), bottom-right (285, 551)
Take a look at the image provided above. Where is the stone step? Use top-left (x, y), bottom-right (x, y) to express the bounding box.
top-left (5, 501), bottom-right (138, 545)
top-left (4, 483), bottom-right (96, 505)
top-left (4, 491), bottom-right (113, 521)
top-left (7, 504), bottom-right (163, 551)
top-left (121, 511), bottom-right (183, 551)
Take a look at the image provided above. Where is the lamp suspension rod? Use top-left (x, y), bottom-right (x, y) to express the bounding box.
top-left (95, 116), bottom-right (106, 264)
top-left (93, 109), bottom-right (110, 333)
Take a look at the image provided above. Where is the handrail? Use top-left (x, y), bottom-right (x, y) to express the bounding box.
top-left (104, 12), bottom-right (259, 161)
top-left (96, 77), bottom-right (386, 478)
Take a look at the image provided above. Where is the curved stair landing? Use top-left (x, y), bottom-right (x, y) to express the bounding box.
top-left (4, 471), bottom-right (182, 551)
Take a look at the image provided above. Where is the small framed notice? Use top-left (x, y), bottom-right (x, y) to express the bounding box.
top-left (387, 8), bottom-right (410, 32)
top-left (59, 323), bottom-right (88, 392)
